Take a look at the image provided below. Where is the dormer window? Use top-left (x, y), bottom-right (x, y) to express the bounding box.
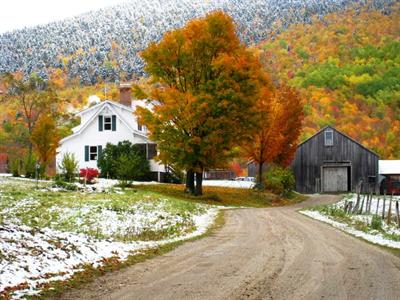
top-left (98, 115), bottom-right (116, 131)
top-left (104, 116), bottom-right (112, 131)
top-left (325, 130), bottom-right (333, 146)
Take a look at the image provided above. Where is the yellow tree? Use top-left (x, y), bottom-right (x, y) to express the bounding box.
top-left (1, 72), bottom-right (59, 153)
top-left (30, 114), bottom-right (60, 173)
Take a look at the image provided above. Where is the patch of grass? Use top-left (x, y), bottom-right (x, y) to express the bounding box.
top-left (383, 232), bottom-right (400, 242)
top-left (0, 179), bottom-right (210, 242)
top-left (136, 184), bottom-right (306, 208)
top-left (28, 210), bottom-right (225, 300)
top-left (371, 215), bottom-right (382, 231)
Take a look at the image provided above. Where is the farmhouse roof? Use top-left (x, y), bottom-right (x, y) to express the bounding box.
top-left (379, 160), bottom-right (400, 175)
top-left (60, 100), bottom-right (146, 144)
top-left (298, 126), bottom-right (379, 157)
top-left (77, 99), bottom-right (133, 116)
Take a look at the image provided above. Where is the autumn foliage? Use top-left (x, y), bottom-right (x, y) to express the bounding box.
top-left (138, 11), bottom-right (269, 195)
top-left (79, 168), bottom-right (100, 184)
top-left (258, 5), bottom-right (400, 158)
top-left (30, 114), bottom-right (60, 172)
top-left (242, 85), bottom-right (303, 182)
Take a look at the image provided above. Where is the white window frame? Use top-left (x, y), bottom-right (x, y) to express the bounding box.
top-left (103, 115), bottom-right (112, 131)
top-left (325, 130), bottom-right (333, 146)
top-left (89, 146), bottom-right (98, 160)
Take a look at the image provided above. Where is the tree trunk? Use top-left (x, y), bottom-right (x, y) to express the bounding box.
top-left (185, 169), bottom-right (195, 194)
top-left (258, 162), bottom-right (264, 184)
top-left (195, 172), bottom-right (203, 196)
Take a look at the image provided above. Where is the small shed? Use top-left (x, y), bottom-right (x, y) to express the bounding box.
top-left (379, 160), bottom-right (400, 195)
top-left (291, 126), bottom-right (379, 194)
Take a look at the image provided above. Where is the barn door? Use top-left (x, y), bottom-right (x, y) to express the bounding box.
top-left (323, 167), bottom-right (348, 192)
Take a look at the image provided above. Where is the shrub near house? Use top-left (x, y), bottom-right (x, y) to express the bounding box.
top-left (97, 140), bottom-right (150, 184)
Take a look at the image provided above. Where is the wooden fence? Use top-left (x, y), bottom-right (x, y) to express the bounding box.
top-left (343, 181), bottom-right (399, 226)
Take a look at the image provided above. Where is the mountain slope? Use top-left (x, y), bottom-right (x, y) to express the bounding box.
top-left (258, 5), bottom-right (400, 158)
top-left (0, 0), bottom-right (396, 84)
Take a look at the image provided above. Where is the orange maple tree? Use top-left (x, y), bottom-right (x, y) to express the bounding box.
top-left (243, 85), bottom-right (303, 183)
top-left (137, 11), bottom-right (267, 195)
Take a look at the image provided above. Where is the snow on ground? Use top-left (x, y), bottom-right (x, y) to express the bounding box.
top-left (341, 193), bottom-right (400, 216)
top-left (0, 208), bottom-right (218, 299)
top-left (0, 207), bottom-right (218, 299)
top-left (0, 174), bottom-right (161, 193)
top-left (0, 177), bottom-right (219, 299)
top-left (301, 193), bottom-right (400, 250)
top-left (202, 180), bottom-right (254, 189)
top-left (0, 175), bottom-right (256, 190)
top-left (301, 210), bottom-right (400, 249)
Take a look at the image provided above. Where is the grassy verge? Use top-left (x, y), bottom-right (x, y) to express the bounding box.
top-left (302, 197), bottom-right (400, 256)
top-left (32, 210), bottom-right (225, 300)
top-left (301, 212), bottom-right (400, 258)
top-left (0, 181), bottom-right (209, 241)
top-left (136, 184), bottom-right (306, 208)
top-left (308, 204), bottom-right (400, 243)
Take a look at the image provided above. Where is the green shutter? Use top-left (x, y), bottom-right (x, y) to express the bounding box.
top-left (97, 145), bottom-right (102, 160)
top-left (98, 115), bottom-right (103, 132)
top-left (84, 145), bottom-right (89, 161)
top-left (112, 115), bottom-right (116, 131)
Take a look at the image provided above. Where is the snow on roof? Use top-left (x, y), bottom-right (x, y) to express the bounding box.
top-left (379, 160), bottom-right (400, 175)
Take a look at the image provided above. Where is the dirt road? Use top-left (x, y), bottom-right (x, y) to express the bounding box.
top-left (59, 195), bottom-right (400, 300)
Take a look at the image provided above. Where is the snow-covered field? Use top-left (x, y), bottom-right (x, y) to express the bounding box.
top-left (301, 194), bottom-right (400, 249)
top-left (0, 177), bottom-right (218, 299)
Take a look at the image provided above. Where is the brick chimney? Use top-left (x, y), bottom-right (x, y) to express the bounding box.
top-left (119, 83), bottom-right (132, 107)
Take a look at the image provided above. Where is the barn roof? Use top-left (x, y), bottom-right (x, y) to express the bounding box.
top-left (379, 160), bottom-right (400, 175)
top-left (298, 126), bottom-right (379, 157)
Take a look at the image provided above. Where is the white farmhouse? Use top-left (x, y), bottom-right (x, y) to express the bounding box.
top-left (56, 84), bottom-right (166, 181)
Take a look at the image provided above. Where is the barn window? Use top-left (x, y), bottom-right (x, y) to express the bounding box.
top-left (324, 130), bottom-right (333, 146)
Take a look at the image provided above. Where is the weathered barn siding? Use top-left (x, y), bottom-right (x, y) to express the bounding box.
top-left (291, 126), bottom-right (379, 194)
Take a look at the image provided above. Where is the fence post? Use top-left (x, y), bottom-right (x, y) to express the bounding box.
top-left (376, 198), bottom-right (380, 216)
top-left (382, 193), bottom-right (386, 219)
top-left (353, 181), bottom-right (363, 213)
top-left (348, 202), bottom-right (353, 214)
top-left (359, 195), bottom-right (365, 214)
top-left (387, 193), bottom-right (393, 225)
top-left (369, 191), bottom-right (373, 213)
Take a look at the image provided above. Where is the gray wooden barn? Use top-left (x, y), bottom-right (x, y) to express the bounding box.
top-left (291, 126), bottom-right (379, 193)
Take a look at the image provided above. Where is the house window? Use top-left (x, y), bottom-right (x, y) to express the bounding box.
top-left (325, 130), bottom-right (333, 146)
top-left (104, 116), bottom-right (112, 131)
top-left (90, 146), bottom-right (98, 160)
top-left (138, 123), bottom-right (142, 131)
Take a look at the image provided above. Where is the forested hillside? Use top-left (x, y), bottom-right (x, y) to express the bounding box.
top-left (0, 0), bottom-right (396, 84)
top-left (258, 5), bottom-right (400, 158)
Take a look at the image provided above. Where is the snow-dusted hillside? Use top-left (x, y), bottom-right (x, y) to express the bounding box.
top-left (0, 0), bottom-right (396, 84)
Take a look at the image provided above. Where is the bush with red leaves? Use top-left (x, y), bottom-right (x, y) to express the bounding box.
top-left (79, 168), bottom-right (99, 184)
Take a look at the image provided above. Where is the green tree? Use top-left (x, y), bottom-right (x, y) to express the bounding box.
top-left (58, 152), bottom-right (79, 182)
top-left (137, 11), bottom-right (268, 195)
top-left (97, 140), bottom-right (149, 181)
